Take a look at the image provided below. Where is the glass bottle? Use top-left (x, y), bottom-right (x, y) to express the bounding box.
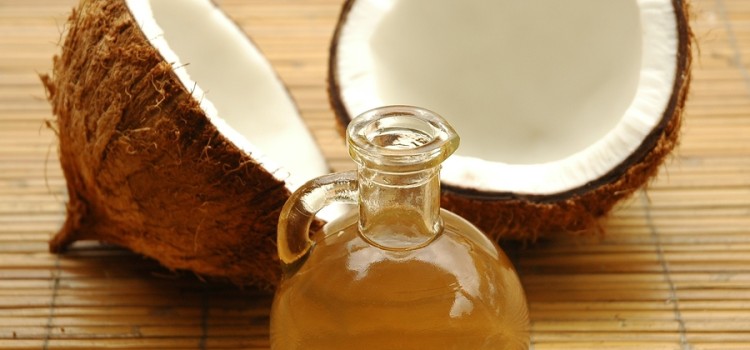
top-left (270, 105), bottom-right (530, 349)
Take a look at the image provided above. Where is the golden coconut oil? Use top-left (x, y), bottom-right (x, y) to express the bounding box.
top-left (271, 210), bottom-right (529, 349)
top-left (270, 106), bottom-right (529, 349)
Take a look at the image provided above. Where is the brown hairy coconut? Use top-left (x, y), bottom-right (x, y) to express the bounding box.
top-left (328, 0), bottom-right (692, 240)
top-left (42, 0), bottom-right (330, 287)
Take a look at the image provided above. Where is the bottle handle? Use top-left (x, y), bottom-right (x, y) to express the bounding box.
top-left (277, 170), bottom-right (358, 266)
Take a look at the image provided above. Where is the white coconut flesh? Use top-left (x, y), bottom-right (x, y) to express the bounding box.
top-left (126, 0), bottom-right (329, 192)
top-left (334, 0), bottom-right (679, 195)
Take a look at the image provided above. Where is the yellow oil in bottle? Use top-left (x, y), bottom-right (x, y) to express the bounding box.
top-left (271, 209), bottom-right (530, 349)
top-left (270, 106), bottom-right (530, 349)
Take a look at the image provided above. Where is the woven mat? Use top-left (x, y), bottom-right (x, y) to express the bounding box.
top-left (1, 0), bottom-right (748, 348)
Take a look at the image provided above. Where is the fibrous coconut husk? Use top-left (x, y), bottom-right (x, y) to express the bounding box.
top-left (42, 0), bottom-right (295, 288)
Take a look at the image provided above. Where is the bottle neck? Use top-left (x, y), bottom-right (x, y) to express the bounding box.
top-left (357, 165), bottom-right (443, 250)
top-left (345, 105), bottom-right (459, 250)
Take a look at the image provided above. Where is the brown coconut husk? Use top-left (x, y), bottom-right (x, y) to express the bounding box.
top-left (328, 0), bottom-right (692, 241)
top-left (42, 0), bottom-right (298, 288)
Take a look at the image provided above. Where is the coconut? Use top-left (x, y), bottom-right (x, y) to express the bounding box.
top-left (328, 0), bottom-right (692, 240)
top-left (42, 0), bottom-right (330, 287)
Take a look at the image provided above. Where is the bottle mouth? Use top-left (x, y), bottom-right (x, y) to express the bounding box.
top-left (347, 105), bottom-right (460, 171)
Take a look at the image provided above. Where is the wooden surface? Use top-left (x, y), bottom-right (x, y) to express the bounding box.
top-left (1, 0), bottom-right (749, 349)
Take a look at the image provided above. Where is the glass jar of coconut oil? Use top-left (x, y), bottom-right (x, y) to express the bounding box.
top-left (270, 105), bottom-right (530, 349)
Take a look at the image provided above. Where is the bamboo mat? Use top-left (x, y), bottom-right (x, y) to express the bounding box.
top-left (1, 0), bottom-right (749, 349)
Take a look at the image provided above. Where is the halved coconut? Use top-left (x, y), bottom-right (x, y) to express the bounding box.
top-left (42, 0), bottom-right (328, 287)
top-left (329, 0), bottom-right (692, 240)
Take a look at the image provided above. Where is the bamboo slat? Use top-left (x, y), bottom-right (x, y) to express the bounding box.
top-left (0, 0), bottom-right (748, 349)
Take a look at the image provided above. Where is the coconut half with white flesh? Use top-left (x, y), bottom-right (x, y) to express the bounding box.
top-left (43, 0), bottom-right (329, 287)
top-left (329, 0), bottom-right (692, 240)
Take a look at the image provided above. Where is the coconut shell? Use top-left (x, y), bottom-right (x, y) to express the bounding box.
top-left (328, 0), bottom-right (692, 241)
top-left (42, 0), bottom-right (296, 288)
